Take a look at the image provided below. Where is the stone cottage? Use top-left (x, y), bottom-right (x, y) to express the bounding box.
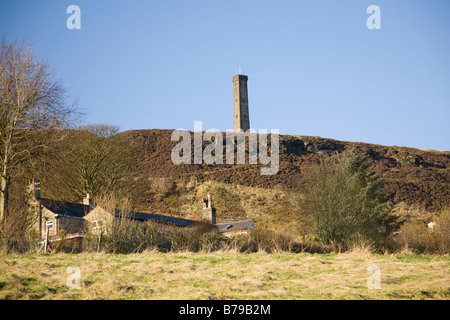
top-left (28, 180), bottom-right (254, 245)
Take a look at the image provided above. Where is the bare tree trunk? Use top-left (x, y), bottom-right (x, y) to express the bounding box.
top-left (0, 38), bottom-right (77, 236)
top-left (0, 141), bottom-right (10, 227)
top-left (0, 177), bottom-right (7, 228)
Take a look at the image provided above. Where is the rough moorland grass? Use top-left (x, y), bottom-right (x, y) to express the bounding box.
top-left (0, 251), bottom-right (448, 300)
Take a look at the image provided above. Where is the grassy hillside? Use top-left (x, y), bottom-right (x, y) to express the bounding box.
top-left (120, 130), bottom-right (449, 213)
top-left (1, 251), bottom-right (448, 300)
top-left (27, 128), bottom-right (448, 236)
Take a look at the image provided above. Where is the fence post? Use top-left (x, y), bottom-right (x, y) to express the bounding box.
top-left (97, 231), bottom-right (103, 252)
top-left (44, 226), bottom-right (49, 253)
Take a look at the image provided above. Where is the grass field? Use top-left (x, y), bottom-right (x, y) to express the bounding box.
top-left (0, 251), bottom-right (449, 300)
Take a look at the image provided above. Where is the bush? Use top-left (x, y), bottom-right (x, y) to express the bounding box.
top-left (394, 207), bottom-right (450, 254)
top-left (395, 221), bottom-right (436, 254)
top-left (83, 215), bottom-right (222, 254)
top-left (293, 148), bottom-right (400, 250)
top-left (435, 207), bottom-right (450, 252)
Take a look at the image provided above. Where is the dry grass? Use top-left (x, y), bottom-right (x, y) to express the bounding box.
top-left (0, 251), bottom-right (448, 300)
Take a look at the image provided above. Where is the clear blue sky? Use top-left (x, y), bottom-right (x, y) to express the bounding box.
top-left (1, 0), bottom-right (449, 150)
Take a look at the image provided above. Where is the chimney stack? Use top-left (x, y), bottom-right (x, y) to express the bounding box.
top-left (28, 179), bottom-right (41, 200)
top-left (83, 192), bottom-right (94, 208)
top-left (201, 194), bottom-right (216, 224)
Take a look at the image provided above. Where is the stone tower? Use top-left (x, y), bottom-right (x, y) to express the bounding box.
top-left (233, 74), bottom-right (250, 132)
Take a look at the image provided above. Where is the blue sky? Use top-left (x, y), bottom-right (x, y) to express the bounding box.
top-left (1, 0), bottom-right (449, 150)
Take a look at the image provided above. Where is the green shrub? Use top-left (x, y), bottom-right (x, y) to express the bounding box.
top-left (293, 148), bottom-right (400, 250)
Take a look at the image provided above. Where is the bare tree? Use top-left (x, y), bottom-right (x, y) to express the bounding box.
top-left (78, 123), bottom-right (120, 138)
top-left (26, 123), bottom-right (136, 204)
top-left (0, 38), bottom-right (76, 231)
top-left (68, 123), bottom-right (135, 199)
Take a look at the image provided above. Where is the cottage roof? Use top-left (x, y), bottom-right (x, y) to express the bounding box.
top-left (215, 219), bottom-right (254, 233)
top-left (39, 198), bottom-right (211, 228)
top-left (39, 198), bottom-right (93, 219)
top-left (110, 208), bottom-right (199, 228)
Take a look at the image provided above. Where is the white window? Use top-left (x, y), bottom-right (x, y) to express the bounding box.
top-left (91, 220), bottom-right (104, 234)
top-left (46, 220), bottom-right (53, 230)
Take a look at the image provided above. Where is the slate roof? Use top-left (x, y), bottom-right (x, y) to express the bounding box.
top-left (39, 199), bottom-right (198, 227)
top-left (40, 198), bottom-right (209, 228)
top-left (39, 198), bottom-right (92, 219)
top-left (215, 219), bottom-right (254, 233)
top-left (111, 208), bottom-right (200, 227)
